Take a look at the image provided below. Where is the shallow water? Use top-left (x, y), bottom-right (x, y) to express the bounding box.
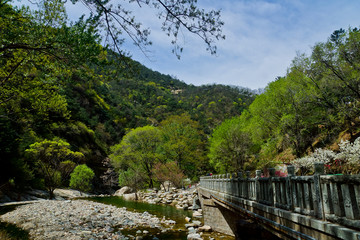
top-left (88, 196), bottom-right (235, 240)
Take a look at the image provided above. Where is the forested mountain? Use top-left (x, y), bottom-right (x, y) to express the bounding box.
top-left (0, 2), bottom-right (254, 194)
top-left (3, 1), bottom-right (359, 197)
top-left (208, 27), bottom-right (360, 174)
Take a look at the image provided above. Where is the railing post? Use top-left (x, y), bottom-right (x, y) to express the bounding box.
top-left (313, 162), bottom-right (325, 219)
top-left (226, 173), bottom-right (231, 194)
top-left (218, 174), bottom-right (221, 192)
top-left (221, 174), bottom-right (226, 193)
top-left (245, 171), bottom-right (250, 199)
top-left (218, 175), bottom-right (221, 192)
top-left (255, 170), bottom-right (262, 202)
top-left (232, 173), bottom-right (237, 197)
top-left (238, 171), bottom-right (243, 198)
top-left (269, 168), bottom-right (275, 206)
top-left (287, 165), bottom-right (295, 211)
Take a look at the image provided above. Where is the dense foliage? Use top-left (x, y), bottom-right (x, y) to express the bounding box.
top-left (209, 27), bottom-right (360, 174)
top-left (109, 114), bottom-right (209, 188)
top-left (0, 2), bottom-right (250, 193)
top-left (3, 1), bottom-right (358, 192)
top-left (69, 164), bottom-right (95, 193)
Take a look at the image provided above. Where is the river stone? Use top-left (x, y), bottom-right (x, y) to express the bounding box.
top-left (123, 193), bottom-right (137, 201)
top-left (185, 217), bottom-right (191, 222)
top-left (192, 211), bottom-right (202, 218)
top-left (185, 223), bottom-right (196, 228)
top-left (114, 186), bottom-right (133, 196)
top-left (54, 188), bottom-right (87, 198)
top-left (198, 225), bottom-right (212, 232)
top-left (187, 227), bottom-right (196, 234)
top-left (187, 233), bottom-right (202, 240)
top-left (192, 220), bottom-right (202, 227)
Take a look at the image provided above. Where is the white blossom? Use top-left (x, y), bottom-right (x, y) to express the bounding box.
top-left (292, 148), bottom-right (335, 169)
top-left (291, 136), bottom-right (360, 173)
top-left (337, 138), bottom-right (360, 165)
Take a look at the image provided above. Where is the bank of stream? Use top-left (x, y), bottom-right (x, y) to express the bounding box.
top-left (88, 196), bottom-right (235, 240)
top-left (0, 196), bottom-right (234, 240)
top-left (0, 205), bottom-right (30, 240)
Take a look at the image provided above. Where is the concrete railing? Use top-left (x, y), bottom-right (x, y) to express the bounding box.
top-left (199, 163), bottom-right (360, 230)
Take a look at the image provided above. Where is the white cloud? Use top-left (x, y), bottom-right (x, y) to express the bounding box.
top-left (136, 0), bottom-right (360, 89)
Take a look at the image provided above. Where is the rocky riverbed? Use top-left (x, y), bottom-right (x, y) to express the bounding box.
top-left (0, 186), bottom-right (230, 240)
top-left (114, 186), bottom-right (201, 212)
top-left (0, 199), bottom-right (175, 240)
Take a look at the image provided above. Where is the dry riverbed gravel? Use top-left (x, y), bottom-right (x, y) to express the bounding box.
top-left (0, 199), bottom-right (174, 240)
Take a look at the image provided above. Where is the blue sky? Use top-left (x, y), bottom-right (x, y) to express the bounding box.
top-left (15, 0), bottom-right (360, 90)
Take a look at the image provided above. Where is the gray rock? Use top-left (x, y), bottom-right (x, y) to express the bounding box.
top-left (187, 233), bottom-right (202, 240)
top-left (114, 186), bottom-right (133, 197)
top-left (123, 193), bottom-right (137, 201)
top-left (192, 220), bottom-right (202, 227)
top-left (187, 227), bottom-right (196, 234)
top-left (54, 188), bottom-right (87, 198)
top-left (198, 225), bottom-right (212, 232)
top-left (192, 211), bottom-right (202, 218)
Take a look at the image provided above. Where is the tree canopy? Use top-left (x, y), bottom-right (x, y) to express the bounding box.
top-left (208, 27), bottom-right (360, 173)
top-left (26, 0), bottom-right (225, 59)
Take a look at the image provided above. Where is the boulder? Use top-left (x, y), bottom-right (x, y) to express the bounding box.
top-left (123, 193), bottom-right (137, 201)
top-left (113, 186), bottom-right (133, 197)
top-left (191, 220), bottom-right (202, 227)
top-left (198, 225), bottom-right (212, 232)
top-left (54, 189), bottom-right (87, 199)
top-left (192, 211), bottom-right (202, 218)
top-left (187, 233), bottom-right (202, 240)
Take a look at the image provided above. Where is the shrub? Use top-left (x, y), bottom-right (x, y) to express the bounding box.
top-left (69, 164), bottom-right (95, 193)
top-left (291, 136), bottom-right (360, 175)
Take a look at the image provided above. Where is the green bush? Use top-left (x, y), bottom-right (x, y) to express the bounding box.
top-left (69, 164), bottom-right (95, 193)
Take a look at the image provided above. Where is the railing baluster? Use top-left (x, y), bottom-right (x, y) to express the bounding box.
top-left (198, 163), bottom-right (360, 230)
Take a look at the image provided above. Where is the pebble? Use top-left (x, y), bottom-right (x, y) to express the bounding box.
top-left (0, 200), bottom-right (168, 240)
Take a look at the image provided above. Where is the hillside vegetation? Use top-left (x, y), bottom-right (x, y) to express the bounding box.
top-left (208, 27), bottom-right (360, 174)
top-left (2, 1), bottom-right (359, 196)
top-left (0, 2), bottom-right (253, 194)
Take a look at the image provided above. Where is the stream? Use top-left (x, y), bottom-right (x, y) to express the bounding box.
top-left (0, 196), bottom-right (235, 240)
top-left (88, 196), bottom-right (235, 240)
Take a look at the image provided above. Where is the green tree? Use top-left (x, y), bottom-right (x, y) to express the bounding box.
top-left (110, 126), bottom-right (162, 188)
top-left (159, 113), bottom-right (208, 178)
top-left (208, 117), bottom-right (252, 173)
top-left (69, 164), bottom-right (95, 193)
top-left (25, 138), bottom-right (84, 198)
